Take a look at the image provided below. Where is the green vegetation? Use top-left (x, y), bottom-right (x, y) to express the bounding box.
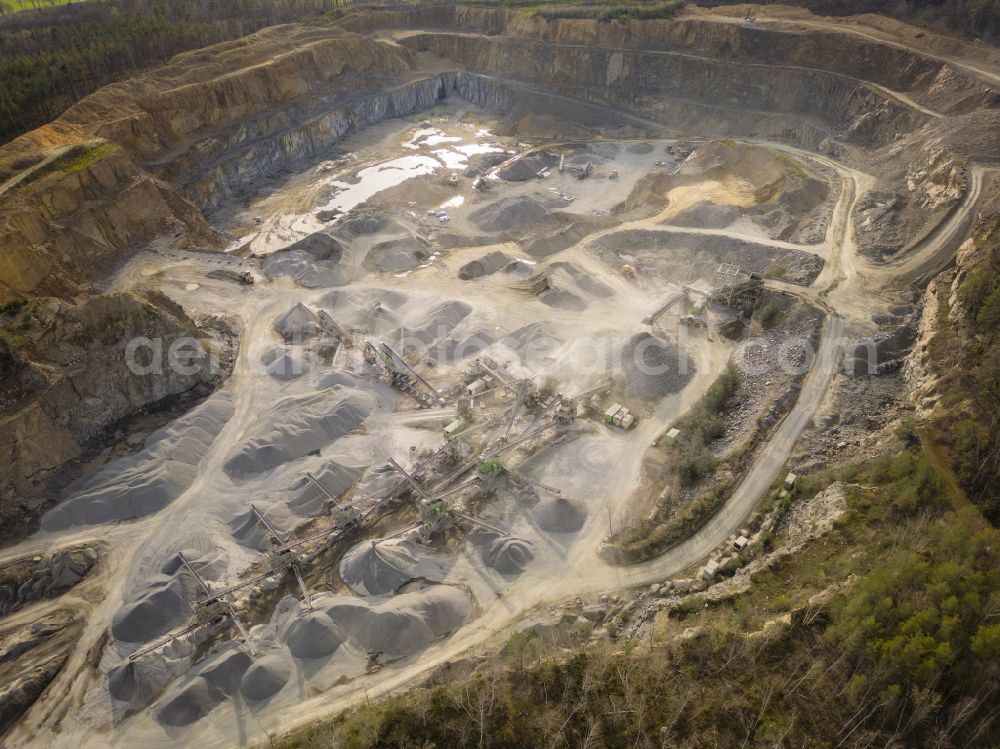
top-left (757, 299), bottom-right (784, 328)
top-left (776, 151), bottom-right (809, 178)
top-left (463, 0), bottom-right (998, 38)
top-left (745, 0), bottom-right (999, 41)
top-left (0, 299), bottom-right (27, 316)
top-left (13, 142), bottom-right (116, 191)
top-left (463, 0), bottom-right (684, 22)
top-left (926, 220), bottom-right (1000, 522)
top-left (0, 0), bottom-right (77, 14)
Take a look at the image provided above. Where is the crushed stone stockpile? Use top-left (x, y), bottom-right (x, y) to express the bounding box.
top-left (260, 346), bottom-right (309, 381)
top-left (590, 229), bottom-right (824, 285)
top-left (393, 299), bottom-right (473, 347)
top-left (321, 287), bottom-right (408, 334)
top-left (538, 286), bottom-right (587, 312)
top-left (223, 386), bottom-right (376, 478)
top-left (532, 497), bottom-right (588, 533)
top-left (433, 330), bottom-right (496, 365)
top-left (458, 250), bottom-right (513, 280)
top-left (339, 537), bottom-right (454, 596)
top-left (322, 585), bottom-right (470, 658)
top-left (262, 229), bottom-right (351, 287)
top-left (310, 369), bottom-right (359, 391)
top-left (286, 457), bottom-right (367, 516)
top-left (41, 392), bottom-right (234, 531)
top-left (548, 261), bottom-right (614, 299)
top-left (153, 647), bottom-right (252, 727)
top-left (273, 301), bottom-right (324, 342)
top-left (621, 332), bottom-right (696, 399)
top-left (363, 236), bottom-right (429, 273)
top-left (229, 503), bottom-right (292, 550)
top-left (521, 217), bottom-right (614, 258)
top-left (626, 142), bottom-right (655, 154)
top-left (482, 536), bottom-right (535, 575)
top-left (470, 195), bottom-right (546, 233)
top-left (109, 658), bottom-right (176, 716)
top-left (239, 652), bottom-right (293, 701)
top-left (112, 549), bottom-right (225, 644)
top-left (496, 153), bottom-right (559, 181)
top-left (463, 150), bottom-right (509, 177)
top-left (283, 611), bottom-right (344, 659)
top-left (323, 289), bottom-right (472, 350)
top-left (669, 202), bottom-right (744, 231)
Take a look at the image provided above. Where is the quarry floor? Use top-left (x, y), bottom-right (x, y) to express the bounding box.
top-left (1, 90), bottom-right (991, 749)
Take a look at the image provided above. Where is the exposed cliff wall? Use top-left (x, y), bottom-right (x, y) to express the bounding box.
top-left (0, 26), bottom-right (415, 179)
top-left (340, 6), bottom-right (998, 115)
top-left (0, 25), bottom-right (418, 301)
top-left (905, 176), bottom-right (1000, 519)
top-left (0, 146), bottom-right (220, 302)
top-left (403, 32), bottom-right (927, 150)
top-left (0, 291), bottom-right (236, 541)
top-left (180, 75), bottom-right (452, 213)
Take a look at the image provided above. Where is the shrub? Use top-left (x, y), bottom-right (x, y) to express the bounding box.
top-left (703, 363), bottom-right (739, 414)
top-left (678, 445), bottom-right (713, 485)
top-left (757, 300), bottom-right (783, 328)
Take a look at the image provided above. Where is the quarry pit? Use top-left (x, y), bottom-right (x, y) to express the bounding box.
top-left (0, 5), bottom-right (997, 748)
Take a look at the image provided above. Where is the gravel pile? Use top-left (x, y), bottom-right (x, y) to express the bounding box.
top-left (339, 537), bottom-right (452, 597)
top-left (260, 346), bottom-right (309, 381)
top-left (322, 586), bottom-right (470, 658)
top-left (458, 251), bottom-right (512, 280)
top-left (533, 497), bottom-right (587, 533)
top-left (470, 195), bottom-right (546, 233)
top-left (273, 302), bottom-right (322, 342)
top-left (223, 387), bottom-right (375, 478)
top-left (482, 537), bottom-right (534, 574)
top-left (284, 612), bottom-right (344, 659)
top-left (113, 549), bottom-right (224, 644)
top-left (263, 229), bottom-right (349, 287)
top-left (621, 332), bottom-right (695, 399)
top-left (239, 653), bottom-right (292, 701)
top-left (287, 458), bottom-right (366, 516)
top-left (364, 237), bottom-right (429, 273)
top-left (497, 153), bottom-right (558, 181)
top-left (41, 392), bottom-right (233, 531)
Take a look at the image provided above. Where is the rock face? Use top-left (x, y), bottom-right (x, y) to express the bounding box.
top-left (343, 6), bottom-right (996, 116)
top-left (0, 609), bottom-right (82, 735)
top-left (0, 545), bottom-right (102, 617)
top-left (0, 148), bottom-right (221, 301)
top-left (403, 32), bottom-right (926, 151)
top-left (0, 293), bottom-right (236, 543)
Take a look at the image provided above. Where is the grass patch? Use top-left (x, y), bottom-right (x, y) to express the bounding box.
top-left (776, 152), bottom-right (809, 178)
top-left (13, 142), bottom-right (117, 194)
top-left (1, 0), bottom-right (79, 15)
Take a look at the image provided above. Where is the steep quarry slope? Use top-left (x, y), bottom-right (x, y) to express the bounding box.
top-left (906, 177), bottom-right (1000, 518)
top-left (0, 27), bottom-right (413, 180)
top-left (0, 291), bottom-right (235, 542)
top-left (345, 5), bottom-right (999, 115)
top-left (0, 146), bottom-right (219, 301)
top-left (0, 26), bottom-right (418, 300)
